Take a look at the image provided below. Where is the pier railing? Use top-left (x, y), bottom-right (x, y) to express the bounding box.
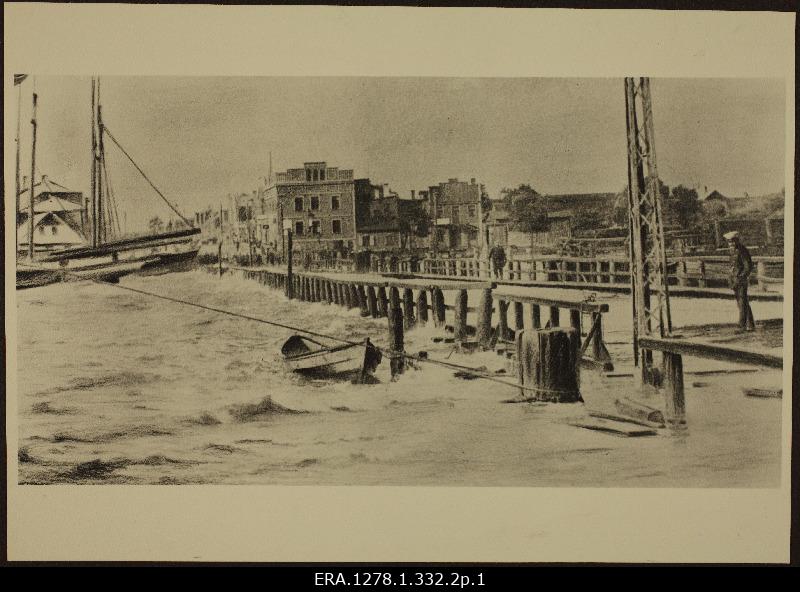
top-left (419, 254), bottom-right (784, 292)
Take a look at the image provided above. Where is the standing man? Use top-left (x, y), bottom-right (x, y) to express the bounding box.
top-left (490, 244), bottom-right (507, 279)
top-left (724, 231), bottom-right (755, 331)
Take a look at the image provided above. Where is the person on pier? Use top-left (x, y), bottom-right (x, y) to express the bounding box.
top-left (724, 231), bottom-right (755, 332)
top-left (489, 244), bottom-right (507, 279)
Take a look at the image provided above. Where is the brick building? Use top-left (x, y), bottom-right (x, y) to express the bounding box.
top-left (357, 189), bottom-right (429, 251)
top-left (276, 161), bottom-right (372, 256)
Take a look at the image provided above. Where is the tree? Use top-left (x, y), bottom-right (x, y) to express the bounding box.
top-left (148, 216), bottom-right (164, 234)
top-left (398, 203), bottom-right (431, 249)
top-left (666, 184), bottom-right (701, 230)
top-left (501, 184), bottom-right (549, 233)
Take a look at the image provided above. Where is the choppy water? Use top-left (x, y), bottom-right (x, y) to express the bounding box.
top-left (15, 269), bottom-right (785, 486)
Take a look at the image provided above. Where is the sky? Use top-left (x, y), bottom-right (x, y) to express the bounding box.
top-left (10, 76), bottom-right (786, 232)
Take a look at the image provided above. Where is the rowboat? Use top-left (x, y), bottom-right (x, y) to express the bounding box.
top-left (281, 335), bottom-right (382, 383)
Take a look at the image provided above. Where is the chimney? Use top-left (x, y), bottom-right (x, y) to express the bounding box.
top-left (410, 190), bottom-right (416, 200)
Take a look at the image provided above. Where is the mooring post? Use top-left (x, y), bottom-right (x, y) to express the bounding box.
top-left (348, 284), bottom-right (359, 310)
top-left (402, 288), bottom-right (415, 329)
top-left (416, 289), bottom-right (428, 325)
top-left (454, 289), bottom-right (468, 343)
top-left (517, 327), bottom-right (582, 403)
top-left (367, 286), bottom-right (378, 318)
top-left (757, 260), bottom-right (767, 291)
top-left (477, 288), bottom-right (494, 349)
top-left (388, 287), bottom-right (405, 378)
top-left (663, 352), bottom-right (686, 425)
top-left (377, 286), bottom-right (388, 317)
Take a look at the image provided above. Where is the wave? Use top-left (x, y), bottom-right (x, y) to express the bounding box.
top-left (34, 371), bottom-right (162, 396)
top-left (51, 424), bottom-right (174, 443)
top-left (228, 396), bottom-right (307, 422)
top-left (30, 401), bottom-right (77, 415)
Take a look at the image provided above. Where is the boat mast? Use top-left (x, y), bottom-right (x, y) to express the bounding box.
top-left (97, 83), bottom-right (106, 245)
top-left (28, 85), bottom-right (38, 261)
top-left (15, 79), bottom-right (23, 254)
top-left (90, 77), bottom-right (98, 248)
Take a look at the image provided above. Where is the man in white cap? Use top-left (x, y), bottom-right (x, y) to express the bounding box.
top-left (724, 231), bottom-right (755, 331)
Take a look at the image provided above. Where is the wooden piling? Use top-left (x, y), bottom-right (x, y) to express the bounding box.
top-left (285, 230), bottom-right (294, 299)
top-left (477, 288), bottom-right (494, 349)
top-left (367, 286), bottom-right (378, 318)
top-left (591, 312), bottom-right (603, 360)
top-left (514, 301), bottom-right (524, 333)
top-left (498, 299), bottom-right (510, 341)
top-left (454, 289), bottom-right (468, 343)
top-left (516, 328), bottom-right (581, 403)
top-left (377, 287), bottom-right (388, 317)
top-left (433, 287), bottom-right (446, 327)
top-left (663, 352), bottom-right (686, 425)
top-left (403, 288), bottom-right (415, 329)
top-left (349, 284), bottom-right (360, 310)
top-left (358, 285), bottom-right (370, 317)
top-left (570, 309), bottom-right (581, 336)
top-left (416, 289), bottom-right (428, 325)
top-left (388, 287), bottom-right (405, 377)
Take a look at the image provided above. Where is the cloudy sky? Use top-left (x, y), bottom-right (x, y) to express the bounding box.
top-left (11, 76), bottom-right (786, 231)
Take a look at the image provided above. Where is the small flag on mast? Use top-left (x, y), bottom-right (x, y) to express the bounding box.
top-left (14, 74), bottom-right (28, 85)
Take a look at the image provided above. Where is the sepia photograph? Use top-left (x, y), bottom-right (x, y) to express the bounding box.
top-left (12, 75), bottom-right (787, 488)
top-left (4, 4), bottom-right (794, 564)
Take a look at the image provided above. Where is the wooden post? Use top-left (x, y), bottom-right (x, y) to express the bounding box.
top-left (514, 301), bottom-right (524, 334)
top-left (549, 305), bottom-right (560, 327)
top-left (530, 304), bottom-right (541, 329)
top-left (285, 230), bottom-right (294, 299)
top-left (516, 328), bottom-right (582, 403)
top-left (367, 286), bottom-right (378, 318)
top-left (377, 286), bottom-right (388, 317)
top-left (342, 283), bottom-right (352, 308)
top-left (433, 287), bottom-right (446, 327)
top-left (388, 287), bottom-right (405, 377)
top-left (416, 289), bottom-right (428, 325)
top-left (477, 288), bottom-right (494, 349)
top-left (358, 285), bottom-right (369, 317)
top-left (698, 261), bottom-right (707, 288)
top-left (591, 312), bottom-right (603, 360)
top-left (663, 351), bottom-right (686, 425)
top-left (569, 309), bottom-right (581, 336)
top-left (347, 284), bottom-right (360, 308)
top-left (609, 260), bottom-right (616, 284)
top-left (498, 299), bottom-right (509, 341)
top-left (403, 288), bottom-right (415, 329)
top-left (454, 289), bottom-right (468, 343)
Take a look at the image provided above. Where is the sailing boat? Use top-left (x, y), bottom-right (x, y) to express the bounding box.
top-left (16, 76), bottom-right (201, 289)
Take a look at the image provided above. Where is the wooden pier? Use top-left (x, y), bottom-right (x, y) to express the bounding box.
top-left (215, 263), bottom-right (783, 427)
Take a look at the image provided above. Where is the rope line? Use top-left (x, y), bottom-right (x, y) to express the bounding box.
top-left (17, 264), bottom-right (573, 396)
top-left (102, 126), bottom-right (193, 228)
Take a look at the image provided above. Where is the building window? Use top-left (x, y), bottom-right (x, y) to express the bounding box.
top-left (306, 170), bottom-right (312, 182)
top-left (311, 220), bottom-right (321, 235)
top-left (468, 205), bottom-right (477, 217)
top-left (362, 235), bottom-right (370, 247)
top-left (320, 169), bottom-right (326, 181)
top-left (436, 206), bottom-right (444, 217)
top-left (294, 197), bottom-right (303, 212)
top-left (332, 219), bottom-right (342, 234)
top-left (331, 196), bottom-right (340, 210)
top-left (238, 206), bottom-right (249, 222)
top-left (294, 221), bottom-right (303, 235)
top-left (310, 196), bottom-right (319, 210)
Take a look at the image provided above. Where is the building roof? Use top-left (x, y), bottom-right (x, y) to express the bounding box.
top-left (17, 212), bottom-right (86, 247)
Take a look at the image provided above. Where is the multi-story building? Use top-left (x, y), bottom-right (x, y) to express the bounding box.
top-left (276, 161), bottom-right (372, 256)
top-left (356, 188), bottom-right (429, 251)
top-left (425, 177), bottom-right (484, 251)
